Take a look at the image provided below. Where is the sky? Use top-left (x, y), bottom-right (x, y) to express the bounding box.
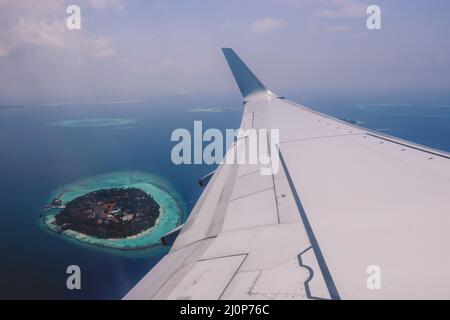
top-left (1, 0), bottom-right (450, 104)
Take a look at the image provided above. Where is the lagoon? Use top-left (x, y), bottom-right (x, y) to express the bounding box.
top-left (41, 171), bottom-right (184, 251)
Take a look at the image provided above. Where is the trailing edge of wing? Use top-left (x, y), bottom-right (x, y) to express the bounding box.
top-left (222, 48), bottom-right (267, 99)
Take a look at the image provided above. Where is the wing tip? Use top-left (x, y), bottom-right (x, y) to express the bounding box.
top-left (221, 48), bottom-right (267, 99)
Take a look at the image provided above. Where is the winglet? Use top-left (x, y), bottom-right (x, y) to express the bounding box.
top-left (222, 48), bottom-right (268, 99)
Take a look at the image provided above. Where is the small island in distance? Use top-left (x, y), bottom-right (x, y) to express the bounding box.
top-left (187, 107), bottom-right (236, 113)
top-left (54, 187), bottom-right (160, 239)
top-left (0, 105), bottom-right (28, 109)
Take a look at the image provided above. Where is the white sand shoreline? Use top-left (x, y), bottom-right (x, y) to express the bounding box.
top-left (40, 171), bottom-right (184, 251)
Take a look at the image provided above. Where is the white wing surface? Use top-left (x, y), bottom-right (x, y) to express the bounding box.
top-left (124, 48), bottom-right (450, 300)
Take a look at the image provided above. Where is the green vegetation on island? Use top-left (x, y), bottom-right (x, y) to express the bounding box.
top-left (40, 172), bottom-right (185, 252)
top-left (54, 188), bottom-right (160, 239)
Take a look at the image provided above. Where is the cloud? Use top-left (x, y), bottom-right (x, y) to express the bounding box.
top-left (0, 0), bottom-right (121, 58)
top-left (84, 0), bottom-right (124, 10)
top-left (249, 17), bottom-right (286, 33)
top-left (316, 0), bottom-right (367, 19)
top-left (92, 36), bottom-right (116, 58)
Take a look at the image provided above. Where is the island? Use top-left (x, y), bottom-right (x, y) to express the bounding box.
top-left (54, 187), bottom-right (160, 239)
top-left (339, 117), bottom-right (364, 126)
top-left (0, 105), bottom-right (28, 109)
top-left (40, 171), bottom-right (185, 252)
top-left (187, 107), bottom-right (236, 113)
top-left (50, 118), bottom-right (137, 128)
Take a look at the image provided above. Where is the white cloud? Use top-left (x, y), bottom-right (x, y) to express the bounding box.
top-left (84, 0), bottom-right (124, 10)
top-left (249, 17), bottom-right (286, 33)
top-left (316, 0), bottom-right (367, 18)
top-left (0, 0), bottom-right (121, 58)
top-left (92, 36), bottom-right (116, 58)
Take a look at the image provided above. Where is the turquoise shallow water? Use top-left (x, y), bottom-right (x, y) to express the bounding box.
top-left (41, 171), bottom-right (185, 252)
top-left (50, 118), bottom-right (137, 128)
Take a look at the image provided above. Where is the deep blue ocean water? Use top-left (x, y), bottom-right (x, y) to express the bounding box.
top-left (0, 92), bottom-right (449, 299)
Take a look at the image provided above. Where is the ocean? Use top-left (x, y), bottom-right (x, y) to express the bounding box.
top-left (0, 92), bottom-right (449, 299)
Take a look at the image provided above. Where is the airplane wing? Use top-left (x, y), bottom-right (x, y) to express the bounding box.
top-left (124, 48), bottom-right (450, 300)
